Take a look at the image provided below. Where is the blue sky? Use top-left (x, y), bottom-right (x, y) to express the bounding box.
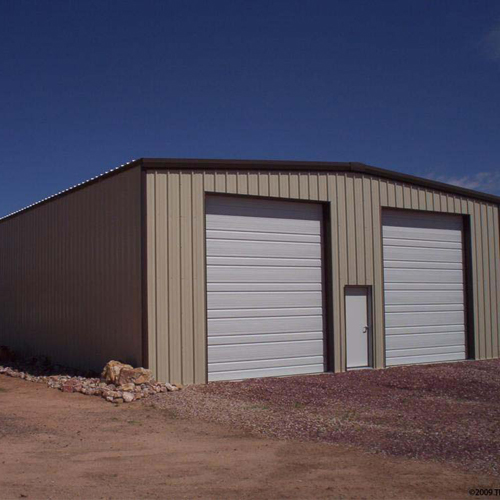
top-left (1, 1), bottom-right (499, 217)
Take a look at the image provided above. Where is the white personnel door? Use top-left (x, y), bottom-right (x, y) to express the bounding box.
top-left (346, 287), bottom-right (370, 369)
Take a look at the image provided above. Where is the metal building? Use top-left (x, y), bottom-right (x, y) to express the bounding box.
top-left (0, 158), bottom-right (499, 384)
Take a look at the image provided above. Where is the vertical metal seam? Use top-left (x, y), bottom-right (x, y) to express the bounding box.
top-left (480, 203), bottom-right (487, 357)
top-left (373, 179), bottom-right (379, 366)
top-left (360, 176), bottom-right (366, 284)
top-left (496, 206), bottom-right (500, 357)
top-left (166, 172), bottom-right (171, 380)
top-left (475, 202), bottom-right (482, 358)
top-left (179, 174), bottom-right (183, 380)
top-left (362, 176), bottom-right (368, 284)
top-left (495, 207), bottom-right (500, 357)
top-left (378, 178), bottom-right (385, 367)
top-left (203, 173), bottom-right (209, 382)
top-left (153, 171), bottom-right (159, 376)
top-left (336, 175), bottom-right (344, 370)
top-left (486, 205), bottom-right (492, 358)
top-left (190, 174), bottom-right (195, 382)
top-left (353, 176), bottom-right (357, 284)
top-left (350, 176), bottom-right (357, 284)
top-left (471, 201), bottom-right (480, 358)
top-left (140, 167), bottom-right (148, 369)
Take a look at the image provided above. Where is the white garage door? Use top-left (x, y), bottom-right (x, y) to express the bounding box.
top-left (382, 210), bottom-right (466, 366)
top-left (206, 196), bottom-right (326, 381)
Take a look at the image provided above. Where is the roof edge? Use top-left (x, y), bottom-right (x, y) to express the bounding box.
top-left (0, 157), bottom-right (498, 225)
top-left (0, 159), bottom-right (142, 224)
top-left (141, 158), bottom-right (500, 205)
top-left (350, 162), bottom-right (500, 205)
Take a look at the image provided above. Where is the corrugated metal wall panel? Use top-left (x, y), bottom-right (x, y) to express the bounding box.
top-left (146, 172), bottom-right (157, 376)
top-left (481, 203), bottom-right (492, 357)
top-left (167, 172), bottom-right (182, 382)
top-left (180, 173), bottom-right (194, 383)
top-left (146, 169), bottom-right (500, 384)
top-left (192, 172), bottom-right (207, 383)
top-left (0, 167), bottom-right (143, 372)
top-left (371, 178), bottom-right (385, 365)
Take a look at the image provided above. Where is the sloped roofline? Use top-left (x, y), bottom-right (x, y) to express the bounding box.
top-left (0, 157), bottom-right (498, 224)
top-left (142, 158), bottom-right (500, 205)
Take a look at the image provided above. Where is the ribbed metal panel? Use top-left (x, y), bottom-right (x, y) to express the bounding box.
top-left (0, 167), bottom-right (143, 372)
top-left (146, 169), bottom-right (500, 384)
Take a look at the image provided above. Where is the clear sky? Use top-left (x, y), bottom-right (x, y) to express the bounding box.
top-left (1, 0), bottom-right (499, 217)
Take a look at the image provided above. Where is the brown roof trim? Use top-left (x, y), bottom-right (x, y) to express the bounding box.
top-left (0, 157), bottom-right (498, 224)
top-left (350, 162), bottom-right (500, 205)
top-left (142, 158), bottom-right (500, 205)
top-left (141, 158), bottom-right (352, 169)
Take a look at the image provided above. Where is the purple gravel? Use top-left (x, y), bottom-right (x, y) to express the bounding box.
top-left (151, 360), bottom-right (500, 476)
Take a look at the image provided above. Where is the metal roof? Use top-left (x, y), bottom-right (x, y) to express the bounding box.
top-left (0, 157), bottom-right (498, 223)
top-left (0, 158), bottom-right (140, 223)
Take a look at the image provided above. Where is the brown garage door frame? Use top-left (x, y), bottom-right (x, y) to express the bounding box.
top-left (379, 207), bottom-right (475, 367)
top-left (202, 192), bottom-right (335, 380)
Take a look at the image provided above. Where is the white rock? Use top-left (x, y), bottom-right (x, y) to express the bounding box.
top-left (122, 392), bottom-right (134, 403)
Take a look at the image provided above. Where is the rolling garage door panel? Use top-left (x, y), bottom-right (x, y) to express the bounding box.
top-left (207, 292), bottom-right (323, 309)
top-left (384, 247), bottom-right (463, 263)
top-left (206, 196), bottom-right (325, 381)
top-left (207, 266), bottom-right (322, 283)
top-left (384, 268), bottom-right (463, 284)
top-left (207, 283), bottom-right (321, 292)
top-left (206, 239), bottom-right (321, 259)
top-left (208, 315), bottom-right (323, 335)
top-left (383, 211), bottom-right (466, 366)
top-left (208, 340), bottom-right (324, 364)
top-left (206, 363), bottom-right (324, 381)
top-left (385, 310), bottom-right (464, 328)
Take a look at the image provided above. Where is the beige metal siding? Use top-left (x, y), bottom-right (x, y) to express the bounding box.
top-left (0, 167), bottom-right (143, 372)
top-left (146, 169), bottom-right (500, 384)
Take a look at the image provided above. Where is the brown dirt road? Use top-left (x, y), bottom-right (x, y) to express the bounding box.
top-left (0, 376), bottom-right (496, 500)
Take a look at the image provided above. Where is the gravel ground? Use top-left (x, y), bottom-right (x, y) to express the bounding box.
top-left (150, 359), bottom-right (500, 476)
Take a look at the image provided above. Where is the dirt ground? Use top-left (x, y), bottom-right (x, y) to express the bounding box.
top-left (0, 375), bottom-right (497, 500)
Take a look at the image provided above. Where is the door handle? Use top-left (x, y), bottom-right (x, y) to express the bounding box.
top-left (362, 326), bottom-right (369, 333)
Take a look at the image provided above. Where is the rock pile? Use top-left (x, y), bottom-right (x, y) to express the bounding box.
top-left (0, 350), bottom-right (181, 404)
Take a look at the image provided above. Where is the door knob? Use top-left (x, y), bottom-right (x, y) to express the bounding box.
top-left (362, 326), bottom-right (369, 333)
